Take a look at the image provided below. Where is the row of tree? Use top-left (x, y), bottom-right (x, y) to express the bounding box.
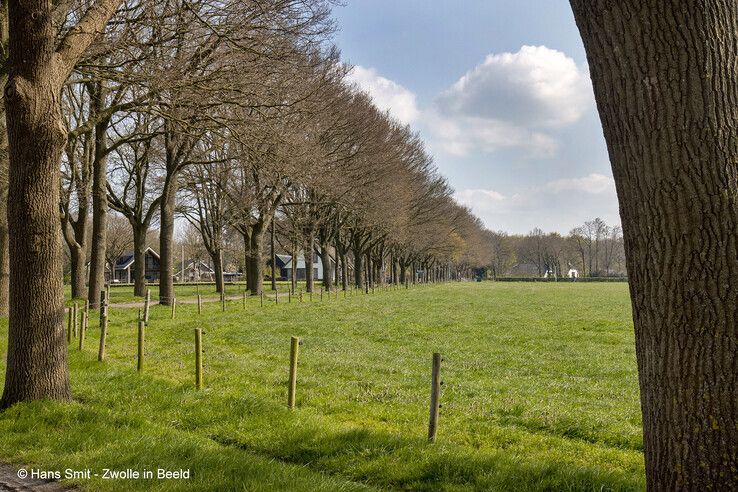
top-left (488, 218), bottom-right (625, 278)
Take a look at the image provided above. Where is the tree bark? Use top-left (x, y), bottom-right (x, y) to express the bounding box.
top-left (212, 248), bottom-right (224, 294)
top-left (158, 176), bottom-right (177, 305)
top-left (131, 225), bottom-right (147, 297)
top-left (68, 244), bottom-right (86, 298)
top-left (87, 84), bottom-right (110, 310)
top-left (270, 219), bottom-right (276, 290)
top-left (319, 236), bottom-right (333, 291)
top-left (304, 231), bottom-right (314, 293)
top-left (1, 0), bottom-right (70, 406)
top-left (247, 223), bottom-right (266, 295)
top-left (570, 2), bottom-right (738, 489)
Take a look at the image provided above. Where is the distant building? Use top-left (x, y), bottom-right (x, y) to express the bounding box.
top-left (113, 247), bottom-right (160, 283)
top-left (268, 250), bottom-right (335, 281)
top-left (567, 268), bottom-right (579, 279)
top-left (177, 260), bottom-right (215, 282)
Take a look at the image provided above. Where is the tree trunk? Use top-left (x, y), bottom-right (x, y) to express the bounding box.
top-left (320, 237), bottom-right (333, 291)
top-left (0, 122), bottom-right (8, 317)
top-left (353, 249), bottom-right (363, 288)
top-left (158, 176), bottom-right (177, 305)
top-left (270, 219), bottom-right (276, 290)
top-left (570, 2), bottom-right (738, 489)
top-left (69, 244), bottom-right (86, 299)
top-left (291, 239), bottom-right (298, 293)
top-left (304, 232), bottom-right (314, 293)
top-left (132, 226), bottom-right (147, 297)
top-left (212, 248), bottom-right (224, 294)
top-left (340, 251), bottom-right (348, 290)
top-left (247, 224), bottom-right (265, 295)
top-left (1, 6), bottom-right (70, 406)
top-left (87, 85), bottom-right (110, 310)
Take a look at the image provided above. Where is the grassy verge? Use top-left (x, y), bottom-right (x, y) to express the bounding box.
top-left (1, 282), bottom-right (645, 490)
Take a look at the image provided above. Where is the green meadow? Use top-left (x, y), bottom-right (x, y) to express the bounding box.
top-left (0, 282), bottom-right (644, 491)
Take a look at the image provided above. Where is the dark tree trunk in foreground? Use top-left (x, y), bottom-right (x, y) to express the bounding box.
top-left (1, 0), bottom-right (122, 407)
top-left (571, 2), bottom-right (738, 489)
top-left (304, 232), bottom-right (314, 293)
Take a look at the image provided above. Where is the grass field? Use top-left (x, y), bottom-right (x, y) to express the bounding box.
top-left (0, 282), bottom-right (645, 491)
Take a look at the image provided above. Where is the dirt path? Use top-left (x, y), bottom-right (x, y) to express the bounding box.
top-left (0, 464), bottom-right (68, 491)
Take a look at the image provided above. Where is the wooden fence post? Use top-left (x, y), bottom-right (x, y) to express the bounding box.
top-left (137, 320), bottom-right (145, 372)
top-left (243, 290), bottom-right (247, 309)
top-left (275, 290), bottom-right (279, 304)
top-left (428, 352), bottom-right (442, 442)
top-left (288, 290), bottom-right (291, 303)
top-left (197, 294), bottom-right (202, 314)
top-left (78, 311), bottom-right (87, 350)
top-left (260, 291), bottom-right (264, 307)
top-left (98, 314), bottom-right (108, 361)
top-left (171, 298), bottom-right (177, 319)
top-left (144, 289), bottom-right (150, 323)
top-left (299, 289), bottom-right (303, 303)
top-left (67, 307), bottom-right (72, 343)
top-left (221, 292), bottom-right (225, 312)
top-left (195, 328), bottom-right (203, 390)
top-left (320, 287), bottom-right (323, 301)
top-left (73, 302), bottom-right (78, 337)
top-left (288, 336), bottom-right (300, 409)
top-left (100, 289), bottom-right (108, 325)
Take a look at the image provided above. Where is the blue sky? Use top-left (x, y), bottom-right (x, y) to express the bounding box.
top-left (332, 1), bottom-right (620, 234)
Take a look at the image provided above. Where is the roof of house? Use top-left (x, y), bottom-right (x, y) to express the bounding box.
top-left (115, 247), bottom-right (160, 270)
top-left (505, 263), bottom-right (541, 277)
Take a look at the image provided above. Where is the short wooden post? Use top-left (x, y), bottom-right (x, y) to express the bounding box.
top-left (221, 292), bottom-right (225, 312)
top-left (299, 290), bottom-right (303, 302)
top-left (171, 298), bottom-right (177, 319)
top-left (197, 294), bottom-right (202, 314)
top-left (137, 320), bottom-right (145, 372)
top-left (67, 307), bottom-right (72, 343)
top-left (309, 290), bottom-right (312, 302)
top-left (243, 290), bottom-right (247, 309)
top-left (275, 290), bottom-right (279, 304)
top-left (78, 312), bottom-right (87, 350)
top-left (73, 302), bottom-right (78, 337)
top-left (98, 314), bottom-right (108, 361)
top-left (320, 287), bottom-right (323, 301)
top-left (260, 291), bottom-right (264, 307)
top-left (143, 289), bottom-right (151, 323)
top-left (288, 336), bottom-right (300, 409)
top-left (195, 328), bottom-right (203, 390)
top-left (428, 353), bottom-right (442, 442)
top-left (288, 290), bottom-right (291, 303)
top-left (99, 289), bottom-right (108, 325)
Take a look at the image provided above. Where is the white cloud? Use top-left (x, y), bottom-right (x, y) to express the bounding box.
top-left (544, 173), bottom-right (615, 194)
top-left (437, 45), bottom-right (593, 128)
top-left (346, 65), bottom-right (419, 125)
top-left (454, 173), bottom-right (619, 233)
top-left (426, 45), bottom-right (593, 158)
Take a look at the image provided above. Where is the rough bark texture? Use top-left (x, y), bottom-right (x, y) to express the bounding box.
top-left (270, 220), bottom-right (276, 291)
top-left (570, 2), bottom-right (738, 489)
top-left (304, 232), bottom-right (314, 293)
top-left (131, 225), bottom-right (147, 297)
top-left (2, 0), bottom-right (70, 406)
